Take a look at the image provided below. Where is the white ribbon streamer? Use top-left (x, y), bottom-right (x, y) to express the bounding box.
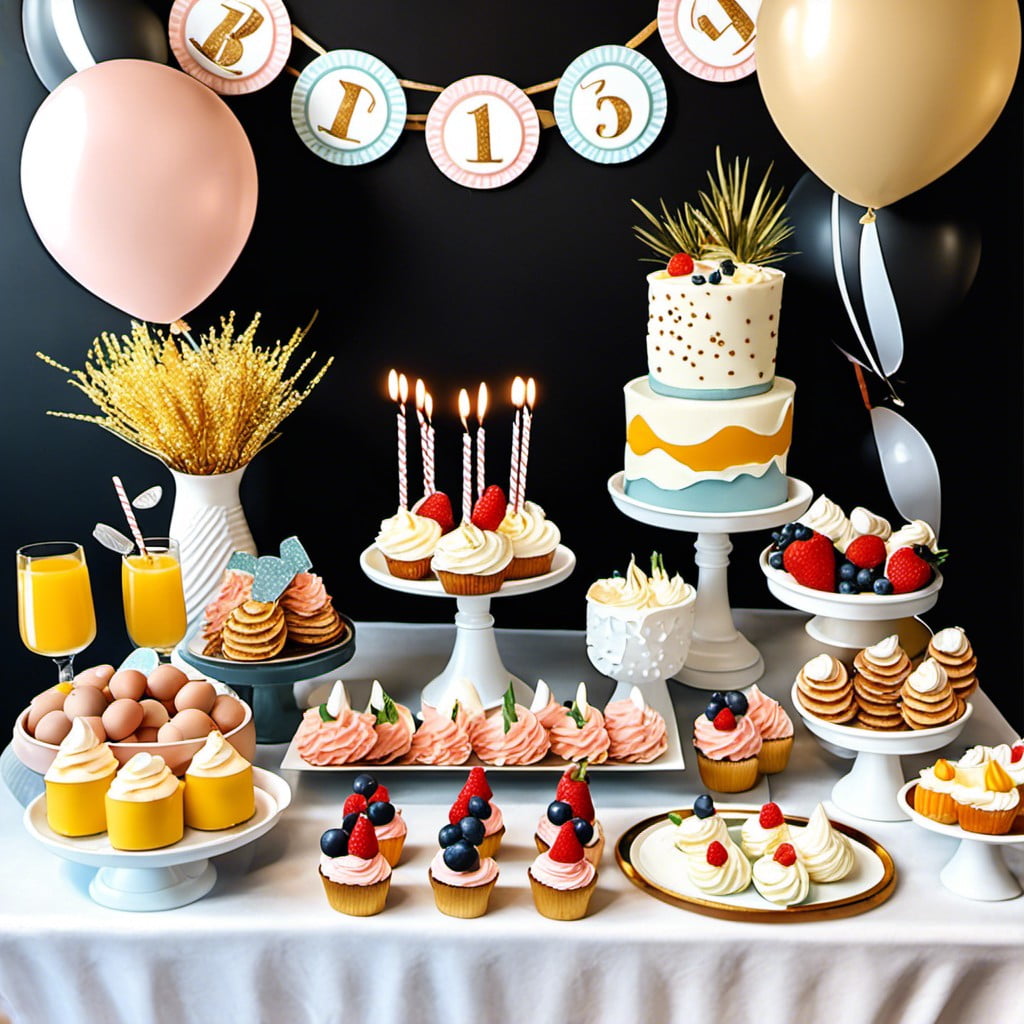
top-left (868, 406), bottom-right (942, 535)
top-left (859, 219), bottom-right (904, 377)
top-left (50, 0), bottom-right (96, 72)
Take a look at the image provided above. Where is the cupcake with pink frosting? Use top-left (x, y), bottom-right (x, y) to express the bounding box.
top-left (692, 690), bottom-right (763, 793)
top-left (743, 684), bottom-right (794, 774)
top-left (430, 796), bottom-right (500, 917)
top-left (319, 814), bottom-right (392, 916)
top-left (295, 682), bottom-right (377, 766)
top-left (469, 683), bottom-right (550, 766)
top-left (545, 682), bottom-right (611, 765)
top-left (529, 679), bottom-right (567, 731)
top-left (529, 820), bottom-right (599, 920)
top-left (604, 685), bottom-right (668, 763)
top-left (535, 759), bottom-right (604, 865)
top-left (362, 680), bottom-right (416, 764)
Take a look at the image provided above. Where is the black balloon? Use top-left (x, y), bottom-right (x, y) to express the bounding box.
top-left (784, 172), bottom-right (982, 367)
top-left (22, 0), bottom-right (168, 92)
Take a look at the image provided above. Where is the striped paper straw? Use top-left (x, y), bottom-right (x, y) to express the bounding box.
top-left (112, 476), bottom-right (147, 557)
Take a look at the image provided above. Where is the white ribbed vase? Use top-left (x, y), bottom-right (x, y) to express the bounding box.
top-left (168, 466), bottom-right (257, 635)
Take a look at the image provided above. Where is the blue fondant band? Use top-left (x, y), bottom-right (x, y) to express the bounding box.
top-left (647, 374), bottom-right (774, 400)
top-left (624, 464), bottom-right (788, 513)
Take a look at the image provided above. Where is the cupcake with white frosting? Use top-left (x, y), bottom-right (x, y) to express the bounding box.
top-left (375, 509), bottom-right (442, 580)
top-left (183, 730), bottom-right (255, 831)
top-left (105, 752), bottom-right (184, 851)
top-left (431, 521), bottom-right (512, 595)
top-left (498, 500), bottom-right (560, 579)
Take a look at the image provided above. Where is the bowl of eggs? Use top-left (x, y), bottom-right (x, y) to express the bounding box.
top-left (11, 662), bottom-right (256, 777)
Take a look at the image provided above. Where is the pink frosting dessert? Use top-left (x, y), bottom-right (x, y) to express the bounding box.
top-left (744, 684), bottom-right (794, 741)
top-left (546, 684), bottom-right (611, 765)
top-left (375, 810), bottom-right (407, 843)
top-left (363, 682), bottom-right (416, 764)
top-left (693, 711), bottom-right (762, 761)
top-left (603, 686), bottom-right (668, 763)
top-left (470, 703), bottom-right (550, 766)
top-left (403, 704), bottom-right (473, 765)
top-left (535, 815), bottom-right (603, 850)
top-left (529, 679), bottom-right (568, 730)
top-left (201, 569), bottom-right (252, 640)
top-left (529, 849), bottom-right (596, 890)
top-left (295, 682), bottom-right (377, 766)
top-left (319, 852), bottom-right (391, 886)
top-left (429, 849), bottom-right (499, 887)
top-left (281, 572), bottom-right (330, 616)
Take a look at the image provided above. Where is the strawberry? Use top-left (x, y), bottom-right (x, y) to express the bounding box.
top-left (844, 534), bottom-right (887, 570)
top-left (1010, 745), bottom-right (1023, 764)
top-left (548, 821), bottom-right (585, 864)
top-left (758, 802), bottom-right (784, 829)
top-left (712, 707), bottom-right (736, 732)
top-left (782, 531), bottom-right (837, 592)
top-left (773, 843), bottom-right (797, 867)
top-left (666, 252), bottom-right (694, 277)
top-left (342, 793), bottom-right (367, 816)
top-left (885, 546), bottom-right (933, 594)
top-left (371, 784), bottom-right (390, 805)
top-left (448, 790), bottom-right (471, 825)
top-left (555, 761), bottom-right (595, 822)
top-left (705, 840), bottom-right (728, 867)
top-left (347, 815), bottom-right (380, 860)
top-left (462, 766), bottom-right (493, 800)
top-left (470, 484), bottom-right (507, 531)
top-left (418, 491), bottom-right (455, 533)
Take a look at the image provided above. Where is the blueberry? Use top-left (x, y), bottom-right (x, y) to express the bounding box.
top-left (873, 577), bottom-right (894, 595)
top-left (912, 544), bottom-right (933, 561)
top-left (352, 773), bottom-right (378, 798)
top-left (442, 839), bottom-right (480, 873)
top-left (320, 828), bottom-right (349, 858)
top-left (547, 800), bottom-right (574, 826)
top-left (780, 522), bottom-right (797, 539)
top-left (691, 274), bottom-right (706, 285)
top-left (839, 561), bottom-right (858, 582)
top-left (563, 699), bottom-right (574, 708)
top-left (367, 800), bottom-right (395, 826)
top-left (838, 580), bottom-right (859, 595)
top-left (724, 691), bottom-right (748, 717)
top-left (709, 270), bottom-right (722, 285)
top-left (438, 823), bottom-right (463, 848)
top-left (341, 811), bottom-right (360, 834)
top-left (693, 794), bottom-right (715, 819)
top-left (768, 551), bottom-right (785, 571)
top-left (572, 818), bottom-right (595, 845)
top-left (467, 795), bottom-right (491, 819)
top-left (458, 815), bottom-right (486, 846)
top-left (720, 259), bottom-right (736, 276)
top-left (793, 524), bottom-right (813, 541)
top-left (704, 693), bottom-right (727, 721)
top-left (855, 568), bottom-right (876, 589)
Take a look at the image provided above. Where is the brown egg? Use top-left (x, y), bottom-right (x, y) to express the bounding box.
top-left (139, 698), bottom-right (170, 730)
top-left (119, 733), bottom-right (140, 744)
top-left (74, 664), bottom-right (115, 689)
top-left (135, 726), bottom-right (160, 743)
top-left (157, 722), bottom-right (185, 743)
top-left (146, 664), bottom-right (189, 703)
top-left (34, 709), bottom-right (73, 745)
top-left (108, 668), bottom-right (148, 702)
top-left (27, 689), bottom-right (68, 733)
top-left (174, 680), bottom-right (217, 715)
top-left (102, 698), bottom-right (145, 741)
top-left (63, 685), bottom-right (110, 720)
top-left (168, 708), bottom-right (215, 740)
top-left (161, 699), bottom-right (178, 717)
top-left (82, 716), bottom-right (107, 741)
top-left (210, 694), bottom-right (246, 733)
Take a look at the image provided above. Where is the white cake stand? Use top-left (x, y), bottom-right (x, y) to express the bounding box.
top-left (792, 684), bottom-right (973, 821)
top-left (761, 548), bottom-right (942, 658)
top-left (607, 473), bottom-right (813, 690)
top-left (896, 780), bottom-right (1023, 901)
top-left (23, 767), bottom-right (291, 911)
top-left (359, 544), bottom-right (576, 711)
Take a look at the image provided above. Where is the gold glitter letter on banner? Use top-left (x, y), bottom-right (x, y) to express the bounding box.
top-left (581, 78), bottom-right (632, 139)
top-left (466, 103), bottom-right (502, 164)
top-left (190, 3), bottom-right (266, 74)
top-left (696, 0), bottom-right (754, 44)
top-left (318, 80), bottom-right (378, 145)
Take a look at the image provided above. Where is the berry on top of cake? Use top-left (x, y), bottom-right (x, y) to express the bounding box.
top-left (535, 759), bottom-right (604, 865)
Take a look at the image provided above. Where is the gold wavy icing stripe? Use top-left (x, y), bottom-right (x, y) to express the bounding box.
top-left (627, 406), bottom-right (793, 472)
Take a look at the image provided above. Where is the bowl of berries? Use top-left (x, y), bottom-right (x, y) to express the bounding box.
top-left (759, 519), bottom-right (944, 656)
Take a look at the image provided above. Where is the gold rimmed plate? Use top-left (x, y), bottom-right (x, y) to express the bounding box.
top-left (616, 806), bottom-right (897, 923)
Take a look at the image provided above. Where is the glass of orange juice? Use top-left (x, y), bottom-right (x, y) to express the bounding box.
top-left (121, 537), bottom-right (187, 660)
top-left (17, 541), bottom-right (98, 683)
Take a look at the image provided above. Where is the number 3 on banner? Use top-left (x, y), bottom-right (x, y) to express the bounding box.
top-left (426, 75), bottom-right (540, 190)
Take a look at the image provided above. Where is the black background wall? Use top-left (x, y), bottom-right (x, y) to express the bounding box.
top-left (1, 1), bottom-right (1021, 733)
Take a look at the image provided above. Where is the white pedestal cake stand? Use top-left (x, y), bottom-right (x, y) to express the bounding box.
top-left (359, 544), bottom-right (576, 711)
top-left (896, 780), bottom-right (1024, 901)
top-left (607, 473), bottom-right (813, 690)
top-left (792, 684), bottom-right (974, 822)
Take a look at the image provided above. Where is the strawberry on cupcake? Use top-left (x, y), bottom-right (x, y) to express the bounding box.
top-left (528, 819), bottom-right (599, 920)
top-left (318, 814), bottom-right (392, 916)
top-left (692, 691), bottom-right (762, 793)
top-left (535, 759), bottom-right (604, 865)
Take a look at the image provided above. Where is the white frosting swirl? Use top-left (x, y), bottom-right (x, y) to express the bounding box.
top-left (905, 658), bottom-right (947, 695)
top-left (865, 634), bottom-right (901, 664)
top-left (430, 522), bottom-right (512, 575)
top-left (804, 653), bottom-right (840, 683)
top-left (673, 814), bottom-right (729, 858)
top-left (187, 730), bottom-right (250, 778)
top-left (888, 519), bottom-right (938, 554)
top-left (497, 501), bottom-right (560, 558)
top-left (44, 717), bottom-right (118, 784)
top-left (950, 785), bottom-right (1020, 812)
top-left (586, 555), bottom-right (693, 611)
top-left (799, 495), bottom-right (854, 551)
top-left (740, 817), bottom-right (792, 859)
top-left (752, 854), bottom-right (810, 906)
top-left (931, 627), bottom-right (969, 657)
top-left (108, 753), bottom-right (179, 802)
top-left (849, 506), bottom-right (891, 540)
top-left (686, 843), bottom-right (752, 896)
top-left (375, 509), bottom-right (441, 561)
top-left (791, 805), bottom-right (855, 883)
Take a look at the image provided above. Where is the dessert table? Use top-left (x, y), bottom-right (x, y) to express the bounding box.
top-left (1, 611), bottom-right (1021, 1024)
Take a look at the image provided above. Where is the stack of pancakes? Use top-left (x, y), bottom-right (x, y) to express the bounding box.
top-left (795, 653), bottom-right (857, 723)
top-left (284, 604), bottom-right (347, 648)
top-left (926, 627), bottom-right (979, 702)
top-left (899, 658), bottom-right (964, 729)
top-left (221, 601), bottom-right (289, 660)
top-left (851, 638), bottom-right (912, 730)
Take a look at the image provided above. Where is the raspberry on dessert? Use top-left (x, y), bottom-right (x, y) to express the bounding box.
top-left (342, 793), bottom-right (368, 816)
top-left (418, 492), bottom-right (455, 533)
top-left (666, 252), bottom-right (695, 277)
top-left (347, 816), bottom-right (380, 859)
top-left (759, 802), bottom-right (785, 829)
top-left (463, 766), bottom-right (493, 800)
top-left (706, 840), bottom-right (728, 867)
top-left (470, 485), bottom-right (507, 531)
top-left (712, 707), bottom-right (736, 731)
top-left (773, 843), bottom-right (797, 867)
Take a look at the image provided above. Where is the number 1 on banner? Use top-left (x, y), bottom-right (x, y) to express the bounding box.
top-left (467, 104), bottom-right (502, 164)
top-left (319, 80), bottom-right (377, 145)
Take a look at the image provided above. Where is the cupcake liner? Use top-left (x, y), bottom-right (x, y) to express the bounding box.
top-left (429, 870), bottom-right (497, 918)
top-left (504, 551), bottom-right (556, 580)
top-left (757, 736), bottom-right (793, 775)
top-left (476, 825), bottom-right (506, 859)
top-left (534, 832), bottom-right (605, 867)
top-left (384, 555), bottom-right (434, 580)
top-left (435, 568), bottom-right (507, 595)
top-left (377, 833), bottom-right (406, 867)
top-left (695, 750), bottom-right (761, 794)
top-left (912, 785), bottom-right (958, 825)
top-left (528, 870), bottom-right (598, 920)
top-left (319, 869), bottom-right (390, 916)
top-left (956, 803), bottom-right (1018, 836)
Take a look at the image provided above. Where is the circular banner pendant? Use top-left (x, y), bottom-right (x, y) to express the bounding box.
top-left (168, 0), bottom-right (291, 95)
top-left (425, 75), bottom-right (539, 190)
top-left (291, 49), bottom-right (407, 165)
top-left (553, 45), bottom-right (667, 164)
top-left (657, 0), bottom-right (762, 82)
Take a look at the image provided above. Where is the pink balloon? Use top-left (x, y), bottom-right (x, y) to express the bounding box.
top-left (20, 59), bottom-right (257, 323)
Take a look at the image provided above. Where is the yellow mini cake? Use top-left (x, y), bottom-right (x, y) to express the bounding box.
top-left (183, 730), bottom-right (255, 831)
top-left (43, 717), bottom-right (118, 837)
top-left (105, 752), bottom-right (184, 851)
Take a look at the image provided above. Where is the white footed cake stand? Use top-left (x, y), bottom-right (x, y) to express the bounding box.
top-left (792, 685), bottom-right (973, 822)
top-left (359, 544), bottom-right (576, 711)
top-left (607, 473), bottom-right (813, 690)
top-left (896, 780), bottom-right (1024, 901)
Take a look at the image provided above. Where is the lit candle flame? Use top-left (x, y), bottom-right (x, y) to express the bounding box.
top-left (398, 372), bottom-right (409, 405)
top-left (526, 377), bottom-right (536, 408)
top-left (511, 376), bottom-right (526, 408)
top-left (477, 382), bottom-right (488, 422)
top-left (425, 391), bottom-right (433, 422)
top-left (415, 378), bottom-right (425, 411)
top-left (458, 388), bottom-right (471, 428)
top-left (387, 368), bottom-right (398, 402)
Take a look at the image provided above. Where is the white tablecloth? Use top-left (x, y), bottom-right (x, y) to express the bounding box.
top-left (2, 612), bottom-right (1022, 1024)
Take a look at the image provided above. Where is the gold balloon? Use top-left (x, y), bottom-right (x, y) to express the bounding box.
top-left (755, 0), bottom-right (1021, 211)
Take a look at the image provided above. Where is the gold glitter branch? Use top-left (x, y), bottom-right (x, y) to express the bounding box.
top-left (37, 312), bottom-right (333, 475)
